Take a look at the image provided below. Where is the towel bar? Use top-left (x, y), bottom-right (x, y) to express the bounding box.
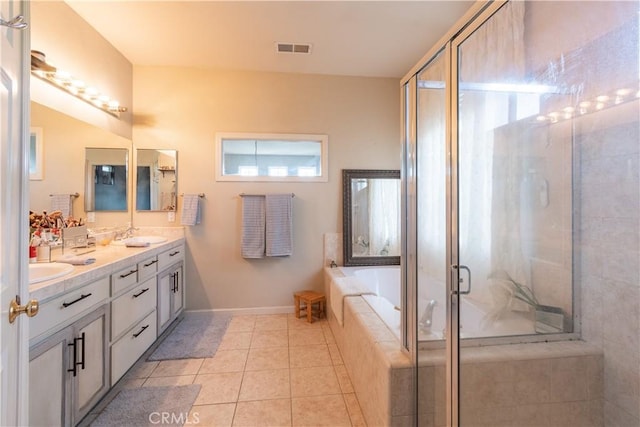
top-left (180, 193), bottom-right (205, 198)
top-left (49, 192), bottom-right (79, 198)
top-left (239, 193), bottom-right (295, 198)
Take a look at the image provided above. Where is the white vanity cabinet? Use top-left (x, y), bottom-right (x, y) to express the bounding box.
top-left (109, 254), bottom-right (158, 384)
top-left (29, 304), bottom-right (109, 427)
top-left (157, 244), bottom-right (185, 335)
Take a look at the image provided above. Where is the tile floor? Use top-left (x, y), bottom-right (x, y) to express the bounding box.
top-left (118, 313), bottom-right (367, 426)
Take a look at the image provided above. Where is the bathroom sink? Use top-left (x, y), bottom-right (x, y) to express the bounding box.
top-left (29, 263), bottom-right (74, 284)
top-left (112, 235), bottom-right (168, 246)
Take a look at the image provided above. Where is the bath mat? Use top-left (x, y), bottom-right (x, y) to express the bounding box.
top-left (148, 311), bottom-right (231, 360)
top-left (91, 385), bottom-right (201, 427)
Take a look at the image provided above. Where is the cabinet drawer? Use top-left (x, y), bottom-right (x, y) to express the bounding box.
top-left (138, 256), bottom-right (158, 282)
top-left (158, 244), bottom-right (184, 272)
top-left (111, 265), bottom-right (139, 295)
top-left (30, 277), bottom-right (109, 340)
top-left (111, 277), bottom-right (157, 340)
top-left (111, 310), bottom-right (156, 384)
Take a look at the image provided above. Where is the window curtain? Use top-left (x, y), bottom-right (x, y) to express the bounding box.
top-left (368, 179), bottom-right (401, 256)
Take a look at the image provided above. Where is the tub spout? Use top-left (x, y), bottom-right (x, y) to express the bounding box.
top-left (419, 300), bottom-right (437, 332)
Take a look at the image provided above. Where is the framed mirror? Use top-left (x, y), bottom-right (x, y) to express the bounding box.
top-left (85, 148), bottom-right (129, 212)
top-left (343, 169), bottom-right (401, 266)
top-left (136, 149), bottom-right (177, 211)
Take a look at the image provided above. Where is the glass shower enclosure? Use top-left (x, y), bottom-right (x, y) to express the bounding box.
top-left (402, 1), bottom-right (639, 425)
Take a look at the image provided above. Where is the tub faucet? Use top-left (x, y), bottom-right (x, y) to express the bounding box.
top-left (329, 260), bottom-right (338, 268)
top-left (419, 300), bottom-right (438, 332)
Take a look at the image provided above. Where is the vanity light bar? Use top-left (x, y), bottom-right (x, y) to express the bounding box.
top-left (30, 50), bottom-right (128, 118)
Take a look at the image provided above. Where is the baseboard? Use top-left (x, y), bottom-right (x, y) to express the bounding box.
top-left (186, 306), bottom-right (295, 316)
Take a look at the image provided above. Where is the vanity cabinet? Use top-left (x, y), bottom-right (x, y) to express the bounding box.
top-left (157, 244), bottom-right (185, 335)
top-left (109, 255), bottom-right (158, 385)
top-left (29, 305), bottom-right (109, 427)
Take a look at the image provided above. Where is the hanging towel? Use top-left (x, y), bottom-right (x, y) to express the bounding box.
top-left (180, 194), bottom-right (202, 226)
top-left (241, 195), bottom-right (266, 258)
top-left (51, 194), bottom-right (73, 218)
top-left (265, 193), bottom-right (293, 257)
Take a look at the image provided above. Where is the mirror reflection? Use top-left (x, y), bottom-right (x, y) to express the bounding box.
top-left (30, 102), bottom-right (132, 226)
top-left (343, 169), bottom-right (401, 266)
top-left (85, 148), bottom-right (129, 212)
top-left (136, 149), bottom-right (177, 211)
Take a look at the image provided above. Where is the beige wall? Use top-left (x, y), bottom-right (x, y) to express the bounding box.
top-left (30, 1), bottom-right (133, 139)
top-left (133, 67), bottom-right (400, 310)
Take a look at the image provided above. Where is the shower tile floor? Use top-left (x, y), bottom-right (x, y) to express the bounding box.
top-left (106, 313), bottom-right (367, 426)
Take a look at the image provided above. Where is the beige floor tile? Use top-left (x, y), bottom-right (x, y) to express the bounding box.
top-left (193, 372), bottom-right (243, 405)
top-left (290, 366), bottom-right (341, 397)
top-left (289, 345), bottom-right (332, 368)
top-left (289, 328), bottom-right (326, 347)
top-left (287, 314), bottom-right (325, 330)
top-left (328, 344), bottom-right (344, 365)
top-left (125, 361), bottom-right (159, 379)
top-left (218, 331), bottom-right (253, 350)
top-left (251, 329), bottom-right (289, 348)
top-left (227, 316), bottom-right (257, 333)
top-left (143, 375), bottom-right (195, 387)
top-left (245, 347), bottom-right (289, 371)
top-left (150, 358), bottom-right (203, 377)
top-left (322, 325), bottom-right (336, 344)
top-left (334, 364), bottom-right (355, 393)
top-left (233, 398), bottom-right (292, 426)
top-left (200, 349), bottom-right (249, 373)
top-left (189, 403), bottom-right (236, 427)
top-left (253, 314), bottom-right (289, 331)
top-left (344, 393), bottom-right (367, 426)
top-left (291, 395), bottom-right (352, 427)
top-left (239, 369), bottom-right (291, 401)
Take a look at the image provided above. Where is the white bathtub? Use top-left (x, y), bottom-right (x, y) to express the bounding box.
top-left (340, 266), bottom-right (536, 342)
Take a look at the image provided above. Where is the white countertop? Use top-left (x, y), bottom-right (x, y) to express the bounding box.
top-left (30, 234), bottom-right (185, 303)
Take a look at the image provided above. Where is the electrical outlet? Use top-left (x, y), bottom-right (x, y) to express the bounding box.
top-left (168, 211), bottom-right (175, 222)
top-left (87, 212), bottom-right (95, 223)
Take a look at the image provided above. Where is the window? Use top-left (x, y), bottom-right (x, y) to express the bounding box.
top-left (215, 132), bottom-right (328, 182)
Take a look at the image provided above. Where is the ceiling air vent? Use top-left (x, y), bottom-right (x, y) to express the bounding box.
top-left (276, 42), bottom-right (312, 54)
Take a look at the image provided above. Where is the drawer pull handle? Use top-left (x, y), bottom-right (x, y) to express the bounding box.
top-left (143, 260), bottom-right (158, 267)
top-left (169, 251), bottom-right (180, 257)
top-left (133, 288), bottom-right (149, 298)
top-left (119, 269), bottom-right (138, 279)
top-left (133, 324), bottom-right (149, 338)
top-left (62, 293), bottom-right (92, 308)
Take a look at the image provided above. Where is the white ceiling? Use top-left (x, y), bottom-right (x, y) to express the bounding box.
top-left (66, 1), bottom-right (475, 79)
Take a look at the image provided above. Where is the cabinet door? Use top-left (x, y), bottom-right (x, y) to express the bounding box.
top-left (29, 329), bottom-right (71, 427)
top-left (72, 306), bottom-right (109, 425)
top-left (157, 269), bottom-right (172, 334)
top-left (172, 265), bottom-right (184, 316)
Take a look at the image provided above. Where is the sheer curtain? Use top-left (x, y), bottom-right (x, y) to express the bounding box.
top-left (368, 179), bottom-right (400, 256)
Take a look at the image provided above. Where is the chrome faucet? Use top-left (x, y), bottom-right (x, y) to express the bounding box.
top-left (419, 299), bottom-right (438, 332)
top-left (329, 260), bottom-right (338, 268)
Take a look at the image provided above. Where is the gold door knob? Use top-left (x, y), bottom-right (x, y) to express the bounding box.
top-left (8, 295), bottom-right (39, 324)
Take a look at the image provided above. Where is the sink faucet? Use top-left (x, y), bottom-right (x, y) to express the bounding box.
top-left (124, 224), bottom-right (138, 238)
top-left (419, 299), bottom-right (437, 332)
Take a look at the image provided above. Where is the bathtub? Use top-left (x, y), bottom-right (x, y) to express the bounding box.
top-left (325, 264), bottom-right (603, 427)
top-left (340, 266), bottom-right (536, 343)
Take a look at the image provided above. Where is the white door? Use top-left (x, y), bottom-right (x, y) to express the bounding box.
top-left (0, 1), bottom-right (29, 425)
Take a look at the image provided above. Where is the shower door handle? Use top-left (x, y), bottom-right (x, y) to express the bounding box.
top-left (452, 265), bottom-right (471, 295)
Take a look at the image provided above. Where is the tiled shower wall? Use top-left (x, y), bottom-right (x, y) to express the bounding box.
top-left (577, 110), bottom-right (640, 426)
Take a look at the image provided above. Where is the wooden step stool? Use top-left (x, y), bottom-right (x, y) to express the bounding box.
top-left (294, 290), bottom-right (326, 323)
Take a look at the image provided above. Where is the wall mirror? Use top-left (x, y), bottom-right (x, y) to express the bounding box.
top-left (136, 149), bottom-right (177, 211)
top-left (30, 102), bottom-right (132, 226)
top-left (84, 148), bottom-right (129, 212)
top-left (343, 169), bottom-right (401, 266)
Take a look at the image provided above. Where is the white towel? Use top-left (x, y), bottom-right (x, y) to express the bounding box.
top-left (180, 194), bottom-right (201, 226)
top-left (265, 194), bottom-right (293, 257)
top-left (241, 195), bottom-right (266, 259)
top-left (330, 276), bottom-right (376, 326)
top-left (51, 194), bottom-right (73, 218)
top-left (56, 256), bottom-right (96, 265)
